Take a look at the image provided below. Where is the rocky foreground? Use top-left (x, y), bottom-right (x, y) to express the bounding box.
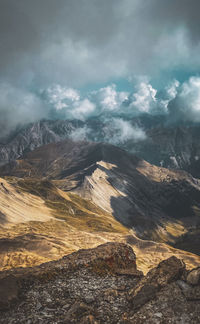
top-left (0, 242), bottom-right (199, 324)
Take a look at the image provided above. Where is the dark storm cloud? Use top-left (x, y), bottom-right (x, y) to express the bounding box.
top-left (146, 0), bottom-right (200, 43)
top-left (1, 0), bottom-right (200, 137)
top-left (1, 0), bottom-right (200, 87)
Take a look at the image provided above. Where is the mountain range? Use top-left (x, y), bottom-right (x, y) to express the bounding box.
top-left (0, 134), bottom-right (200, 271)
top-left (0, 118), bottom-right (200, 323)
top-left (1, 117), bottom-right (200, 178)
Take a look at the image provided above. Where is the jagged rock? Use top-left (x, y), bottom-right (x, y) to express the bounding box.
top-left (63, 302), bottom-right (94, 323)
top-left (177, 279), bottom-right (200, 301)
top-left (0, 243), bottom-right (199, 324)
top-left (128, 256), bottom-right (185, 310)
top-left (0, 275), bottom-right (19, 310)
top-left (184, 286), bottom-right (200, 301)
top-left (187, 267), bottom-right (200, 286)
top-left (0, 242), bottom-right (141, 311)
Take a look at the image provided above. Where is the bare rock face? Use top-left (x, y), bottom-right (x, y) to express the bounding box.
top-left (0, 242), bottom-right (199, 323)
top-left (0, 275), bottom-right (19, 310)
top-left (187, 267), bottom-right (200, 286)
top-left (0, 242), bottom-right (142, 312)
top-left (128, 256), bottom-right (185, 310)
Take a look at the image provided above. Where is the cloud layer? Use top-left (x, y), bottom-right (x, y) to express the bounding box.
top-left (1, 1), bottom-right (200, 141)
top-left (1, 0), bottom-right (200, 88)
top-left (2, 76), bottom-right (200, 140)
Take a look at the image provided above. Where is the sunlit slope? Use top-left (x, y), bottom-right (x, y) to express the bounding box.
top-left (0, 177), bottom-right (53, 224)
top-left (74, 160), bottom-right (200, 249)
top-left (0, 177), bottom-right (199, 274)
top-left (1, 139), bottom-right (200, 252)
top-left (0, 176), bottom-right (128, 270)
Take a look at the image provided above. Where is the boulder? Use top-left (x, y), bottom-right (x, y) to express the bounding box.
top-left (187, 267), bottom-right (200, 286)
top-left (128, 256), bottom-right (185, 310)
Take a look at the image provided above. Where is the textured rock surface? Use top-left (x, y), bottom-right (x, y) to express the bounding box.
top-left (187, 267), bottom-right (200, 286)
top-left (0, 242), bottom-right (199, 324)
top-left (128, 256), bottom-right (185, 310)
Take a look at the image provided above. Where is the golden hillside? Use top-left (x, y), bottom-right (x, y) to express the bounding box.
top-left (0, 176), bottom-right (199, 274)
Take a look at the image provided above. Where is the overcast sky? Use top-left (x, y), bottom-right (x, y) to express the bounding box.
top-left (1, 0), bottom-right (200, 137)
top-left (1, 0), bottom-right (200, 87)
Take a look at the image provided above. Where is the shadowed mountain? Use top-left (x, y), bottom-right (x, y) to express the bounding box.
top-left (1, 118), bottom-right (200, 178)
top-left (1, 140), bottom-right (200, 255)
top-left (132, 124), bottom-right (200, 177)
top-left (1, 176), bottom-right (199, 274)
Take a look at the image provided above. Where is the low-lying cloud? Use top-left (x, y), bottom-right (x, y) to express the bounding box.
top-left (0, 83), bottom-right (46, 138)
top-left (102, 118), bottom-right (147, 145)
top-left (168, 77), bottom-right (200, 122)
top-left (1, 1), bottom-right (200, 143)
top-left (1, 76), bottom-right (200, 143)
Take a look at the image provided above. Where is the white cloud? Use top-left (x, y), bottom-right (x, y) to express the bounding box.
top-left (72, 99), bottom-right (96, 120)
top-left (103, 118), bottom-right (146, 145)
top-left (45, 85), bottom-right (80, 110)
top-left (91, 84), bottom-right (128, 111)
top-left (69, 125), bottom-right (91, 141)
top-left (44, 84), bottom-right (96, 120)
top-left (166, 79), bottom-right (180, 100)
top-left (0, 82), bottom-right (45, 137)
top-left (3, 75), bottom-right (200, 141)
top-left (174, 76), bottom-right (200, 121)
top-left (160, 79), bottom-right (180, 112)
top-left (130, 81), bottom-right (157, 113)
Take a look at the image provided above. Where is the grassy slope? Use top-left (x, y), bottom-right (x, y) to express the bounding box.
top-left (0, 177), bottom-right (199, 274)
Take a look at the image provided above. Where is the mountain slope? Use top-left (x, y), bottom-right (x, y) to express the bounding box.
top-left (0, 176), bottom-right (128, 270)
top-left (1, 119), bottom-right (200, 178)
top-left (1, 140), bottom-right (200, 255)
top-left (0, 174), bottom-right (200, 274)
top-left (0, 120), bottom-right (83, 166)
top-left (133, 124), bottom-right (200, 177)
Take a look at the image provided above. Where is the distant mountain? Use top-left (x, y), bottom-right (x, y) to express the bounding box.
top-left (1, 118), bottom-right (200, 178)
top-left (1, 139), bottom-right (200, 255)
top-left (133, 125), bottom-right (200, 178)
top-left (0, 120), bottom-right (83, 166)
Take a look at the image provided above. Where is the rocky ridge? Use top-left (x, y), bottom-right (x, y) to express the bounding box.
top-left (0, 242), bottom-right (199, 324)
top-left (1, 140), bottom-right (200, 253)
top-left (1, 119), bottom-right (200, 178)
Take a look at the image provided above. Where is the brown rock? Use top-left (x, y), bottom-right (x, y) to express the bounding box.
top-left (80, 315), bottom-right (99, 324)
top-left (0, 275), bottom-right (19, 310)
top-left (63, 302), bottom-right (94, 323)
top-left (0, 242), bottom-right (141, 311)
top-left (128, 256), bottom-right (185, 310)
top-left (187, 267), bottom-right (200, 286)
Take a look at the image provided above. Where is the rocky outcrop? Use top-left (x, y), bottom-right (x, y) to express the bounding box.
top-left (0, 242), bottom-right (199, 323)
top-left (128, 256), bottom-right (185, 310)
top-left (187, 267), bottom-right (200, 286)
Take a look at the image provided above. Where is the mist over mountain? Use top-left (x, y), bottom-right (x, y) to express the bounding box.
top-left (1, 116), bottom-right (200, 180)
top-left (1, 1), bottom-right (200, 322)
top-left (1, 138), bottom-right (200, 253)
top-left (2, 76), bottom-right (200, 140)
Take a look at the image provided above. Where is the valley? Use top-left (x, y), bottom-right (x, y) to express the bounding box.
top-left (0, 139), bottom-right (200, 274)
